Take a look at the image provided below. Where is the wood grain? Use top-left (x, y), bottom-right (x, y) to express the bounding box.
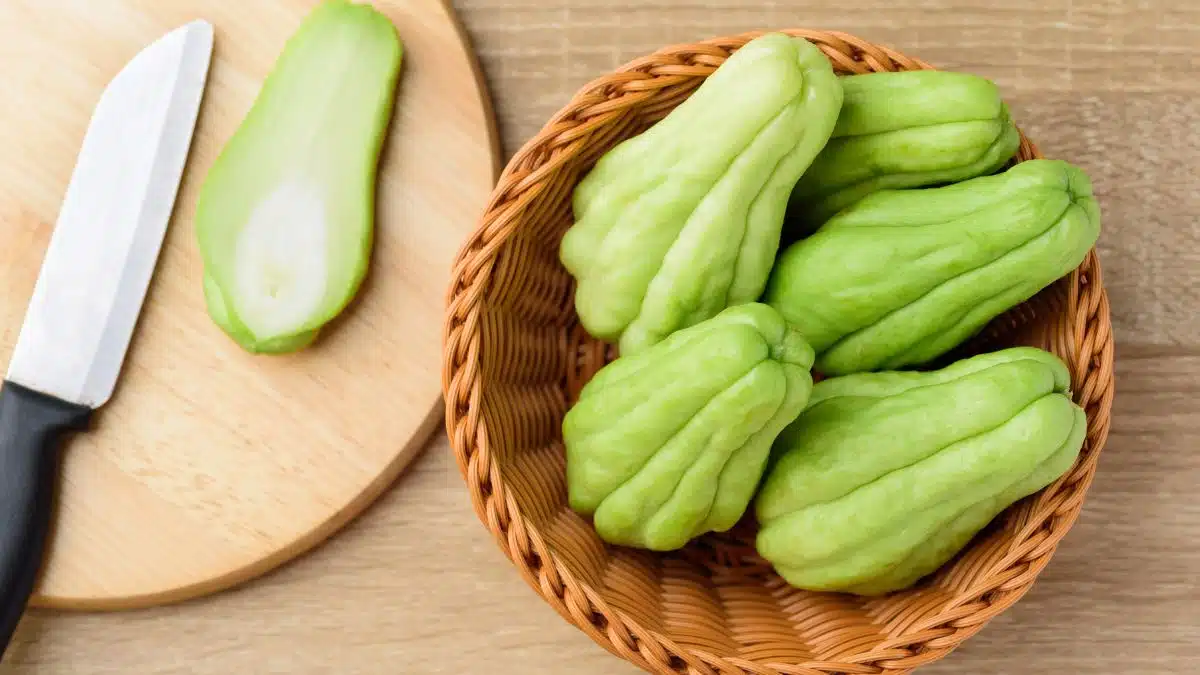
top-left (3, 0), bottom-right (1199, 673)
top-left (0, 0), bottom-right (499, 610)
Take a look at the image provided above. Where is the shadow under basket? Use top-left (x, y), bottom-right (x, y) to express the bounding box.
top-left (442, 29), bottom-right (1116, 675)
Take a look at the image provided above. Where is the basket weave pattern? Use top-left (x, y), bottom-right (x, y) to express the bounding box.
top-left (442, 30), bottom-right (1115, 675)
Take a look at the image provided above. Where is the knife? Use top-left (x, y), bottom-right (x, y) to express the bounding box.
top-left (0, 20), bottom-right (213, 656)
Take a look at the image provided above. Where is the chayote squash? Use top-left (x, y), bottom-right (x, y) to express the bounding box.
top-left (559, 32), bottom-right (843, 356)
top-left (786, 70), bottom-right (1021, 232)
top-left (764, 158), bottom-right (1101, 376)
top-left (754, 347), bottom-right (1087, 596)
top-left (564, 303), bottom-right (816, 551)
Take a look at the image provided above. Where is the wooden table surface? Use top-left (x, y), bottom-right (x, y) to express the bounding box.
top-left (4, 0), bottom-right (1198, 673)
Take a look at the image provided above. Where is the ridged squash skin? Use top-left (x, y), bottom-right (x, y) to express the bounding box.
top-left (753, 347), bottom-right (1087, 596)
top-left (787, 70), bottom-right (1021, 232)
top-left (564, 303), bottom-right (816, 551)
top-left (764, 159), bottom-right (1102, 376)
top-left (194, 0), bottom-right (403, 354)
top-left (559, 33), bottom-right (843, 356)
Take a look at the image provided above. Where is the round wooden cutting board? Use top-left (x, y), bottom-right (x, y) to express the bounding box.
top-left (0, 0), bottom-right (500, 610)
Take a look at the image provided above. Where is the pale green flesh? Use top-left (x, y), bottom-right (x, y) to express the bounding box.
top-left (194, 0), bottom-right (403, 354)
top-left (753, 348), bottom-right (1086, 595)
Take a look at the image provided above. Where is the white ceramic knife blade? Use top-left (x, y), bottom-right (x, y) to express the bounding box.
top-left (0, 20), bottom-right (214, 659)
top-left (6, 19), bottom-right (214, 409)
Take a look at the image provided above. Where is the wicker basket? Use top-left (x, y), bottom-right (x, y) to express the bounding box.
top-left (442, 29), bottom-right (1115, 675)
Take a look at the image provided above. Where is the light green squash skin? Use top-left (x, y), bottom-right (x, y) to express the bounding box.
top-left (194, 0), bottom-right (403, 354)
top-left (787, 70), bottom-right (1021, 232)
top-left (564, 303), bottom-right (816, 552)
top-left (559, 33), bottom-right (843, 356)
top-left (754, 347), bottom-right (1087, 596)
top-left (764, 159), bottom-right (1102, 376)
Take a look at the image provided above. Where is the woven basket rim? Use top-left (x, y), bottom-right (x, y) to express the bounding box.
top-left (442, 28), bottom-right (1116, 675)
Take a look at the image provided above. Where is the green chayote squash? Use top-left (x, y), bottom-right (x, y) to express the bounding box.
top-left (787, 70), bottom-right (1021, 232)
top-left (753, 347), bottom-right (1087, 596)
top-left (764, 158), bottom-right (1101, 376)
top-left (559, 32), bottom-right (843, 356)
top-left (564, 303), bottom-right (816, 551)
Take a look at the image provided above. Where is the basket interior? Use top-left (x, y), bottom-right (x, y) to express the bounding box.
top-left (460, 36), bottom-right (1105, 673)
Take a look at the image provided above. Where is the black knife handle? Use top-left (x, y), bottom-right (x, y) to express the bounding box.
top-left (0, 380), bottom-right (91, 658)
